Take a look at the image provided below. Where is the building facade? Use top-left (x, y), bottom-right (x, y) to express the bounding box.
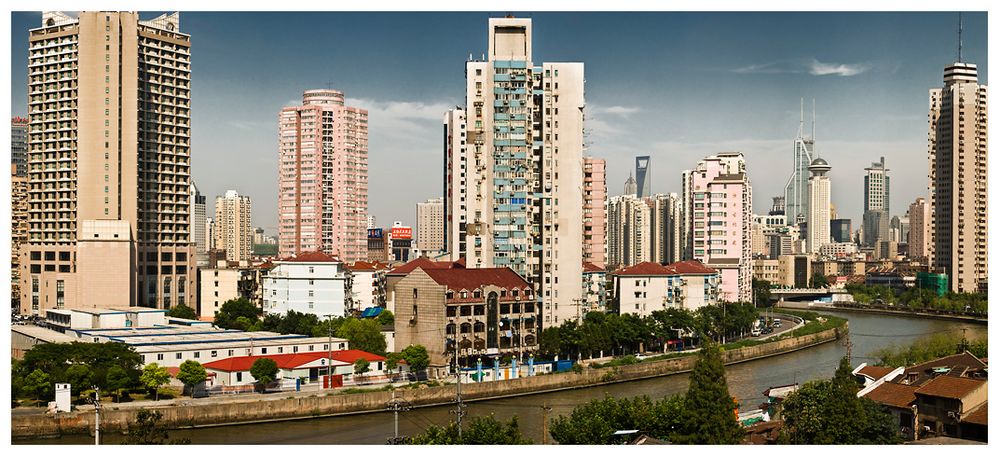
top-left (607, 194), bottom-right (651, 269)
top-left (928, 61), bottom-right (988, 293)
top-left (443, 108), bottom-right (468, 261)
top-left (191, 181), bottom-right (206, 265)
top-left (613, 260), bottom-right (720, 316)
top-left (346, 261), bottom-right (388, 313)
top-left (863, 156), bottom-right (891, 247)
top-left (684, 152), bottom-right (753, 302)
top-left (908, 197), bottom-right (930, 261)
top-left (451, 18), bottom-right (584, 326)
top-left (806, 158), bottom-right (832, 254)
top-left (581, 261), bottom-right (608, 314)
top-left (278, 89), bottom-right (369, 262)
top-left (583, 157), bottom-right (607, 268)
top-left (416, 198), bottom-right (445, 254)
top-left (11, 116), bottom-right (28, 177)
top-left (635, 155), bottom-right (651, 198)
top-left (650, 193), bottom-right (682, 265)
top-left (19, 12), bottom-right (194, 314)
top-left (830, 218), bottom-right (852, 243)
top-left (262, 251), bottom-right (347, 317)
top-left (11, 165), bottom-right (29, 309)
top-left (214, 190), bottom-right (253, 262)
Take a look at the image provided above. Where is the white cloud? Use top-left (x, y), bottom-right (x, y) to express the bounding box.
top-left (732, 62), bottom-right (794, 74)
top-left (595, 105), bottom-right (641, 117)
top-left (808, 59), bottom-right (870, 77)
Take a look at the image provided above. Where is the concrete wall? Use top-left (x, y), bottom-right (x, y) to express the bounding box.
top-left (12, 324), bottom-right (844, 440)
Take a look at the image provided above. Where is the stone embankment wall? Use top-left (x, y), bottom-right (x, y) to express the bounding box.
top-left (11, 323), bottom-right (845, 440)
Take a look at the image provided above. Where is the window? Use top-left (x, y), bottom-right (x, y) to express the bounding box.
top-left (194, 352), bottom-right (200, 358)
top-left (176, 353), bottom-right (182, 359)
top-left (210, 350), bottom-right (217, 358)
top-left (261, 348), bottom-right (267, 354)
top-left (236, 372), bottom-right (242, 382)
top-left (157, 354), bottom-right (164, 361)
top-left (229, 350), bottom-right (234, 356)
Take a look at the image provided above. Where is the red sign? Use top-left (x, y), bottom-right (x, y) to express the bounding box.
top-left (391, 227), bottom-right (412, 240)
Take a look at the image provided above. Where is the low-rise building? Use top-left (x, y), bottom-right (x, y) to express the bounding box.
top-left (203, 349), bottom-right (385, 387)
top-left (612, 260), bottom-right (720, 316)
top-left (346, 261), bottom-right (389, 314)
top-left (393, 266), bottom-right (536, 378)
top-left (752, 259), bottom-right (781, 285)
top-left (263, 251), bottom-right (347, 317)
top-left (818, 242), bottom-right (858, 258)
top-left (582, 262), bottom-right (608, 314)
top-left (385, 257), bottom-right (466, 313)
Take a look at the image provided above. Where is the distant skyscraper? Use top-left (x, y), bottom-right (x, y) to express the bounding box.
top-left (608, 195), bottom-right (651, 268)
top-left (278, 89), bottom-right (369, 261)
top-left (11, 117), bottom-right (28, 178)
top-left (19, 12), bottom-right (194, 314)
top-left (191, 182), bottom-right (207, 264)
top-left (635, 155), bottom-right (651, 198)
top-left (443, 108), bottom-right (467, 261)
top-left (624, 172), bottom-right (637, 195)
top-left (830, 219), bottom-right (852, 243)
top-left (452, 17), bottom-right (584, 326)
top-left (205, 217), bottom-right (215, 251)
top-left (684, 152), bottom-right (752, 302)
top-left (863, 156), bottom-right (891, 246)
top-left (649, 193), bottom-right (682, 264)
top-left (416, 197), bottom-right (445, 253)
top-left (583, 157), bottom-right (607, 268)
top-left (806, 158), bottom-right (832, 254)
top-left (783, 100), bottom-right (817, 225)
top-left (908, 197), bottom-right (930, 261)
top-left (215, 190), bottom-right (253, 262)
top-left (928, 55), bottom-right (988, 292)
top-left (769, 196), bottom-right (786, 216)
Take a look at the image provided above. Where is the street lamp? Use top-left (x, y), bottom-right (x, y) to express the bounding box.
top-left (323, 313), bottom-right (336, 388)
top-left (88, 386), bottom-right (102, 445)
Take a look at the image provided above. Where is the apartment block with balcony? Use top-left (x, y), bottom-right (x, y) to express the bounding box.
top-left (612, 260), bottom-right (720, 317)
top-left (583, 157), bottom-right (607, 268)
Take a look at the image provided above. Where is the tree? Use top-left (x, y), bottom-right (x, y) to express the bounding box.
top-left (549, 395), bottom-right (684, 444)
top-left (249, 358), bottom-right (279, 392)
top-left (408, 414), bottom-right (532, 444)
top-left (336, 317), bottom-right (387, 355)
top-left (213, 298), bottom-right (261, 330)
top-left (106, 365), bottom-right (133, 402)
top-left (140, 363), bottom-right (170, 401)
top-left (376, 310), bottom-right (395, 327)
top-left (752, 278), bottom-right (772, 306)
top-left (400, 344), bottom-right (430, 373)
top-left (673, 339), bottom-right (743, 444)
top-left (63, 364), bottom-right (93, 397)
top-left (781, 357), bottom-right (901, 444)
top-left (810, 272), bottom-right (830, 289)
top-left (22, 369), bottom-right (53, 403)
top-left (165, 304), bottom-right (197, 320)
top-left (354, 358), bottom-right (370, 376)
top-left (385, 352), bottom-right (402, 372)
top-left (176, 360), bottom-right (206, 396)
top-left (121, 409), bottom-right (190, 445)
top-left (20, 342), bottom-right (142, 393)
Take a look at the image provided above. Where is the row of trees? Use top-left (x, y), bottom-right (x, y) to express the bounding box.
top-left (539, 304), bottom-right (759, 360)
top-left (845, 284), bottom-right (987, 316)
top-left (871, 332), bottom-right (988, 367)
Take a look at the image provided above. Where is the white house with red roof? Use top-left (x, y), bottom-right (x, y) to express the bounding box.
top-left (612, 260), bottom-right (721, 316)
top-left (203, 349), bottom-right (386, 387)
top-left (263, 251), bottom-right (347, 317)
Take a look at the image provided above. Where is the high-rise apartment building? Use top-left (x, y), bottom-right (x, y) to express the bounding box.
top-left (190, 181), bottom-right (206, 264)
top-left (583, 157), bottom-right (607, 268)
top-left (19, 12), bottom-right (193, 314)
top-left (416, 197), bottom-right (444, 253)
top-left (806, 158), bottom-right (832, 254)
top-left (683, 152), bottom-right (752, 302)
top-left (453, 17), bottom-right (585, 326)
top-left (607, 195), bottom-right (651, 269)
top-left (783, 100), bottom-right (817, 225)
top-left (908, 197), bottom-right (930, 261)
top-left (11, 165), bottom-right (29, 308)
top-left (862, 156), bottom-right (891, 246)
top-left (635, 155), bottom-right (651, 198)
top-left (11, 117), bottom-right (29, 177)
top-left (278, 89), bottom-right (369, 262)
top-left (443, 108), bottom-right (468, 261)
top-left (214, 190), bottom-right (252, 262)
top-left (649, 193), bottom-right (682, 265)
top-left (928, 60), bottom-right (988, 292)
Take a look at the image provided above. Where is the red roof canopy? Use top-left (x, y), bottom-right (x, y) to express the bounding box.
top-left (203, 349), bottom-right (385, 373)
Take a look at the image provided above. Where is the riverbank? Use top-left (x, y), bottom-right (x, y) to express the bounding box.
top-left (11, 320), bottom-right (847, 441)
top-left (776, 301), bottom-right (987, 324)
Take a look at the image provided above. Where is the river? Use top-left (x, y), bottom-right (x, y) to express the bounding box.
top-left (18, 310), bottom-right (987, 445)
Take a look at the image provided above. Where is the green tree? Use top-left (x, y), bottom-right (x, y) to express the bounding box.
top-left (752, 278), bottom-right (772, 306)
top-left (872, 332), bottom-right (987, 367)
top-left (673, 339), bottom-right (743, 444)
top-left (376, 310), bottom-right (395, 327)
top-left (249, 358), bottom-right (279, 392)
top-left (121, 409), bottom-right (190, 445)
top-left (165, 304), bottom-right (197, 320)
top-left (20, 342), bottom-right (142, 393)
top-left (336, 317), bottom-right (387, 355)
top-left (400, 344), bottom-right (430, 373)
top-left (140, 363), bottom-right (170, 401)
top-left (781, 357), bottom-right (901, 444)
top-left (106, 365), bottom-right (133, 402)
top-left (354, 358), bottom-right (370, 375)
top-left (385, 352), bottom-right (402, 372)
top-left (810, 272), bottom-right (830, 288)
top-left (408, 414), bottom-right (532, 444)
top-left (62, 364), bottom-right (93, 397)
top-left (549, 395), bottom-right (684, 444)
top-left (23, 369), bottom-right (53, 403)
top-left (213, 298), bottom-right (261, 330)
top-left (176, 360), bottom-right (206, 396)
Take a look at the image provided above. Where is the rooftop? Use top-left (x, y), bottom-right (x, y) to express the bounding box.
top-left (914, 375), bottom-right (986, 400)
top-left (389, 256), bottom-right (465, 275)
top-left (583, 261), bottom-right (605, 273)
top-left (203, 349), bottom-right (384, 372)
top-left (962, 402), bottom-right (988, 426)
top-left (865, 382), bottom-right (918, 409)
top-left (422, 267), bottom-right (531, 295)
top-left (278, 251), bottom-right (340, 263)
top-left (858, 365), bottom-right (896, 381)
top-left (614, 260), bottom-right (716, 276)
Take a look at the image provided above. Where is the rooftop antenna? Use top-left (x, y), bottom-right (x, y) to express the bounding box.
top-left (958, 12), bottom-right (963, 62)
top-left (811, 98), bottom-right (816, 142)
top-left (798, 98), bottom-right (804, 138)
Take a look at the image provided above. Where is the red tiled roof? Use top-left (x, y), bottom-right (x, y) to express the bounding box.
top-left (858, 365), bottom-right (896, 380)
top-left (614, 260), bottom-right (716, 276)
top-left (669, 260), bottom-right (717, 275)
top-left (279, 251), bottom-right (340, 263)
top-left (202, 350), bottom-right (385, 373)
top-left (583, 261), bottom-right (604, 273)
top-left (348, 261), bottom-right (389, 271)
top-left (389, 256), bottom-right (464, 275)
top-left (962, 402), bottom-right (988, 426)
top-left (422, 267), bottom-right (530, 292)
top-left (865, 382), bottom-right (918, 409)
top-left (914, 375), bottom-right (986, 400)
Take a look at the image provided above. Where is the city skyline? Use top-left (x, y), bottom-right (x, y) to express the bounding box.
top-left (8, 11), bottom-right (988, 235)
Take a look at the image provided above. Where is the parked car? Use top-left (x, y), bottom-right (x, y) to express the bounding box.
top-left (751, 328), bottom-right (761, 337)
top-left (773, 319), bottom-right (782, 328)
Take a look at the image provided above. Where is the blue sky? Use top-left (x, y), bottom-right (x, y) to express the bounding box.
top-left (9, 11), bottom-right (988, 235)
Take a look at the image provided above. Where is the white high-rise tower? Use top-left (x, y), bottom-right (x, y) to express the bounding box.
top-left (806, 158), bottom-right (832, 254)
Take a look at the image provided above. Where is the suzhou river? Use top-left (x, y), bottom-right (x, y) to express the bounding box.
top-left (20, 310), bottom-right (986, 444)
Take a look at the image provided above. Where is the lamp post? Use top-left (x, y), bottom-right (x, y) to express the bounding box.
top-left (89, 386), bottom-right (102, 445)
top-left (323, 313), bottom-right (335, 388)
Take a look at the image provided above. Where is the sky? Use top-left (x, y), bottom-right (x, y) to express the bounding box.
top-left (9, 11), bottom-right (988, 236)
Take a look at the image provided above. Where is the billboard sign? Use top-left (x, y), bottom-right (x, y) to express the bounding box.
top-left (368, 228), bottom-right (383, 239)
top-left (391, 227), bottom-right (412, 240)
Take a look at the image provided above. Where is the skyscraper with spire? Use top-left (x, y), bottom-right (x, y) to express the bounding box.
top-left (635, 155), bottom-right (651, 198)
top-left (783, 99), bottom-right (817, 225)
top-left (624, 171), bottom-right (637, 195)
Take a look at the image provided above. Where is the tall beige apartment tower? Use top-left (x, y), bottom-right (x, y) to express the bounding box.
top-left (928, 60), bottom-right (988, 293)
top-left (19, 12), bottom-right (193, 315)
top-left (456, 18), bottom-right (585, 326)
top-left (907, 197), bottom-right (930, 261)
top-left (215, 190), bottom-right (253, 262)
top-left (416, 197), bottom-right (444, 253)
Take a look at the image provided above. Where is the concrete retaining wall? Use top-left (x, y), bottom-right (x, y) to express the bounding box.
top-left (11, 323), bottom-right (845, 440)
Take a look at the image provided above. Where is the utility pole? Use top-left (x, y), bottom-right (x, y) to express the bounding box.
top-left (451, 336), bottom-right (465, 438)
top-left (324, 313), bottom-right (335, 388)
top-left (541, 404), bottom-right (552, 444)
top-left (91, 386), bottom-right (102, 445)
top-left (386, 390), bottom-right (411, 444)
